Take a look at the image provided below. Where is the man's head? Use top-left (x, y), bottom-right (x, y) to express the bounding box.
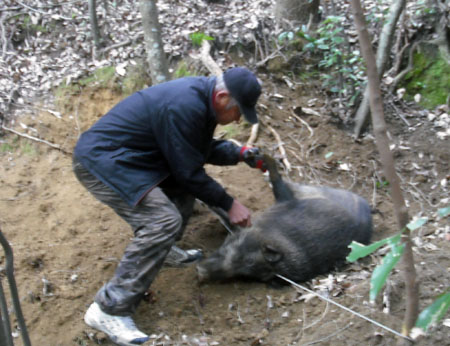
top-left (213, 67), bottom-right (261, 125)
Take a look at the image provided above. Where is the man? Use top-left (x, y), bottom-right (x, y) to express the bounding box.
top-left (73, 67), bottom-right (264, 345)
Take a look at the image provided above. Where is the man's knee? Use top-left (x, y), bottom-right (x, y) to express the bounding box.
top-left (163, 207), bottom-right (183, 239)
top-left (133, 205), bottom-right (183, 241)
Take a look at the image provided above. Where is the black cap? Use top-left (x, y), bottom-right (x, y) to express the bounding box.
top-left (223, 67), bottom-right (261, 124)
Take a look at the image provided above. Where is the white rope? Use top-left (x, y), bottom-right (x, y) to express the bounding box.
top-left (276, 274), bottom-right (412, 341)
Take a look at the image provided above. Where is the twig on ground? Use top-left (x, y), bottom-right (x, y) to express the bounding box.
top-left (101, 33), bottom-right (143, 55)
top-left (372, 176), bottom-right (378, 208)
top-left (388, 100), bottom-right (410, 127)
top-left (192, 300), bottom-right (205, 325)
top-left (301, 322), bottom-right (353, 346)
top-left (398, 173), bottom-right (441, 208)
top-left (267, 124), bottom-right (291, 171)
top-left (246, 123), bottom-right (259, 147)
top-left (74, 93), bottom-right (82, 139)
top-left (303, 300), bottom-right (330, 330)
top-left (291, 111), bottom-right (314, 137)
top-left (255, 48), bottom-right (287, 68)
top-left (1, 125), bottom-right (71, 155)
top-left (198, 40), bottom-right (222, 77)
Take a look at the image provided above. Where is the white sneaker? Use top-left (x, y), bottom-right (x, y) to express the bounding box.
top-left (84, 302), bottom-right (149, 346)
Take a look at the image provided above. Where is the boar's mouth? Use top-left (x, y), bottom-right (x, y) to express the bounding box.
top-left (196, 261), bottom-right (234, 283)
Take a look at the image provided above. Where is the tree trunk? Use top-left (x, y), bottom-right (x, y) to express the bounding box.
top-left (88, 0), bottom-right (102, 50)
top-left (140, 0), bottom-right (170, 84)
top-left (353, 0), bottom-right (407, 137)
top-left (350, 0), bottom-right (418, 338)
top-left (275, 0), bottom-right (320, 26)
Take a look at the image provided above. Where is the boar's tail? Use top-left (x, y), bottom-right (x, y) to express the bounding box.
top-left (262, 154), bottom-right (295, 202)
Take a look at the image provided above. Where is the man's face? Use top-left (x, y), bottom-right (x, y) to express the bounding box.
top-left (214, 92), bottom-right (242, 125)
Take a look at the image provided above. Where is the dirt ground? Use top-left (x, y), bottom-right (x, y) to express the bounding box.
top-left (1, 76), bottom-right (449, 346)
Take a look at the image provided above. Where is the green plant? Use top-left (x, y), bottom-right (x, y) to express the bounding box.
top-left (347, 207), bottom-right (450, 335)
top-left (189, 32), bottom-right (214, 47)
top-left (20, 140), bottom-right (36, 155)
top-left (280, 17), bottom-right (365, 105)
top-left (413, 0), bottom-right (436, 16)
top-left (0, 142), bottom-right (15, 153)
top-left (20, 14), bottom-right (47, 34)
top-left (316, 16), bottom-right (364, 101)
top-left (376, 180), bottom-right (390, 189)
top-left (174, 61), bottom-right (196, 79)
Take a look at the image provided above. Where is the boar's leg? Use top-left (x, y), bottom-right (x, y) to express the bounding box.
top-left (262, 154), bottom-right (295, 202)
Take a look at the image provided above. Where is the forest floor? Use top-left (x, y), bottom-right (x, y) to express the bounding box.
top-left (1, 70), bottom-right (449, 346)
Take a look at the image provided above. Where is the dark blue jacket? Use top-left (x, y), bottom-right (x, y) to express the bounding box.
top-left (74, 76), bottom-right (239, 210)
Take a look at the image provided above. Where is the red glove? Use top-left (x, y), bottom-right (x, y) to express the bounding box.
top-left (239, 147), bottom-right (267, 172)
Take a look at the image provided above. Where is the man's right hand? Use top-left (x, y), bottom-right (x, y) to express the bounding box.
top-left (228, 199), bottom-right (251, 227)
top-left (240, 147), bottom-right (267, 172)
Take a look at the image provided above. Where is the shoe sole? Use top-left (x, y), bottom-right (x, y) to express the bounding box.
top-left (84, 316), bottom-right (149, 346)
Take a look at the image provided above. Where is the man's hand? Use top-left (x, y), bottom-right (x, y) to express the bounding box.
top-left (240, 147), bottom-right (267, 172)
top-left (228, 199), bottom-right (252, 227)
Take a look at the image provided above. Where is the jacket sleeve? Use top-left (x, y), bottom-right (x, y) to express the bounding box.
top-left (206, 139), bottom-right (241, 165)
top-left (154, 105), bottom-right (234, 211)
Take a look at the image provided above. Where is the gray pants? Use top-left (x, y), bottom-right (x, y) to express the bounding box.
top-left (73, 158), bottom-right (194, 316)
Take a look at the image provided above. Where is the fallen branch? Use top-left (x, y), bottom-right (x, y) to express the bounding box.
top-left (267, 124), bottom-right (291, 171)
top-left (199, 40), bottom-right (222, 77)
top-left (101, 33), bottom-right (143, 55)
top-left (290, 110), bottom-right (314, 137)
top-left (246, 123), bottom-right (259, 146)
top-left (1, 125), bottom-right (71, 155)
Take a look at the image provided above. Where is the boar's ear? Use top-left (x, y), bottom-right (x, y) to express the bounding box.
top-left (262, 244), bottom-right (283, 263)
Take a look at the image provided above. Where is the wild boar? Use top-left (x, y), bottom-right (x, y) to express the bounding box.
top-left (197, 154), bottom-right (372, 283)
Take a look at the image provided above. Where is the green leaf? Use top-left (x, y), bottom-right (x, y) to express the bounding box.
top-left (332, 36), bottom-right (344, 44)
top-left (416, 292), bottom-right (450, 331)
top-left (438, 206), bottom-right (450, 218)
top-left (278, 31), bottom-right (294, 43)
top-left (325, 152), bottom-right (334, 159)
top-left (370, 242), bottom-right (405, 302)
top-left (303, 42), bottom-right (315, 51)
top-left (407, 217), bottom-right (428, 231)
top-left (347, 233), bottom-right (401, 262)
top-left (376, 180), bottom-right (389, 188)
top-left (315, 38), bottom-right (326, 45)
top-left (189, 32), bottom-right (214, 47)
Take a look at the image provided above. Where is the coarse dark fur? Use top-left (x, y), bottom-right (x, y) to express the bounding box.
top-left (197, 155), bottom-right (372, 283)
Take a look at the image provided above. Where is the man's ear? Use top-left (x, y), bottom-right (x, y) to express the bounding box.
top-left (262, 244), bottom-right (283, 263)
top-left (214, 90), bottom-right (231, 107)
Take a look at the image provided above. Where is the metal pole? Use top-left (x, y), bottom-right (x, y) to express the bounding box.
top-left (0, 278), bottom-right (14, 346)
top-left (0, 230), bottom-right (32, 346)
